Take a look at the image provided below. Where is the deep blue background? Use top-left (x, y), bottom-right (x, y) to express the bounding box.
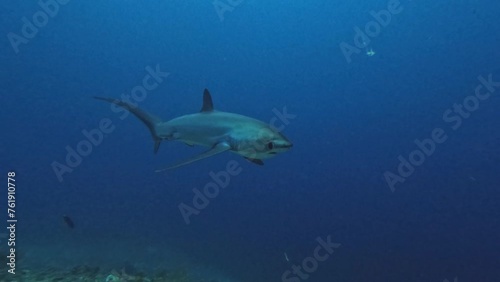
top-left (1, 0), bottom-right (500, 281)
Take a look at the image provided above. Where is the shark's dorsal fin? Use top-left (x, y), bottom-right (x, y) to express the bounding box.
top-left (200, 89), bottom-right (214, 112)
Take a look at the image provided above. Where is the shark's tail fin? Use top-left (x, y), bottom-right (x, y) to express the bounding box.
top-left (94, 97), bottom-right (163, 153)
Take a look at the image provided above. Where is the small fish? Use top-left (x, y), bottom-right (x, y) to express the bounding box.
top-left (63, 215), bottom-right (75, 229)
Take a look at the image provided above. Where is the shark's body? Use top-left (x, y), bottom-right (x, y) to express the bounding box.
top-left (95, 89), bottom-right (292, 171)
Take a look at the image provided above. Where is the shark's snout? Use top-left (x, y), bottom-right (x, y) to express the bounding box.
top-left (275, 140), bottom-right (293, 151)
top-left (281, 139), bottom-right (293, 149)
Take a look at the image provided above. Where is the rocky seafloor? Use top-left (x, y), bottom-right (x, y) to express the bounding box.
top-left (0, 264), bottom-right (224, 282)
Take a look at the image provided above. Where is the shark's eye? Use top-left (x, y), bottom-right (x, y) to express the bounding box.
top-left (267, 142), bottom-right (274, 150)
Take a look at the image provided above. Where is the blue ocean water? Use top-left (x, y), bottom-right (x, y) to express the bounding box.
top-left (1, 0), bottom-right (500, 281)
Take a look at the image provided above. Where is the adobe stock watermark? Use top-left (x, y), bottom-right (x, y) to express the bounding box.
top-left (281, 235), bottom-right (341, 282)
top-left (7, 0), bottom-right (71, 54)
top-left (384, 74), bottom-right (500, 192)
top-left (178, 106), bottom-right (296, 225)
top-left (339, 0), bottom-right (403, 63)
top-left (51, 64), bottom-right (169, 182)
top-left (213, 0), bottom-right (244, 22)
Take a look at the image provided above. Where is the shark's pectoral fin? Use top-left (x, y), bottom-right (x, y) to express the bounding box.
top-left (155, 142), bottom-right (231, 172)
top-left (154, 141), bottom-right (161, 154)
top-left (244, 157), bottom-right (264, 166)
top-left (184, 142), bottom-right (195, 147)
